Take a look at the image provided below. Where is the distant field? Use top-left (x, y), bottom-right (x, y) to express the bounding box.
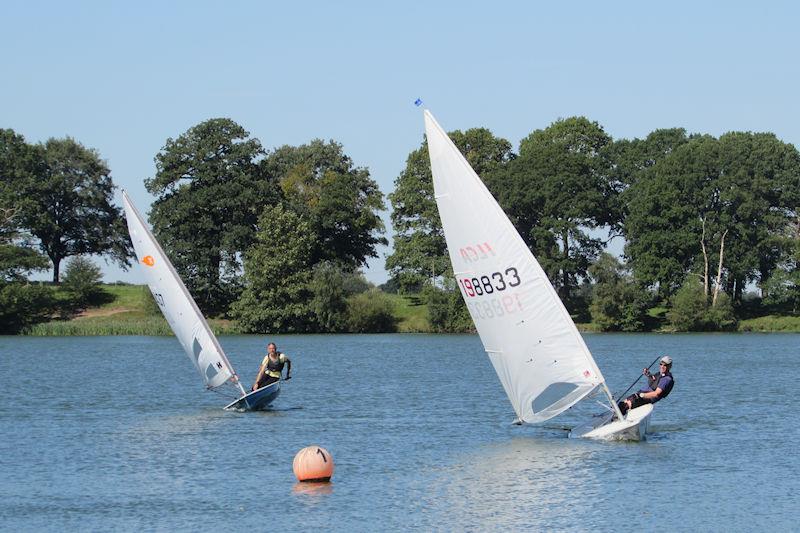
top-left (24, 284), bottom-right (800, 335)
top-left (26, 284), bottom-right (240, 336)
top-left (738, 314), bottom-right (800, 332)
top-left (386, 293), bottom-right (431, 333)
top-left (26, 284), bottom-right (433, 336)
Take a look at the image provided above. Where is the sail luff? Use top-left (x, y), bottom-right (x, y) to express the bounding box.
top-left (122, 190), bottom-right (239, 390)
top-left (424, 110), bottom-right (606, 423)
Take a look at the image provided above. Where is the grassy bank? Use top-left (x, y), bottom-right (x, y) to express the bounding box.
top-left (24, 284), bottom-right (800, 335)
top-left (738, 314), bottom-right (800, 332)
top-left (26, 284), bottom-right (434, 336)
top-left (25, 284), bottom-right (242, 336)
top-left (387, 293), bottom-right (431, 333)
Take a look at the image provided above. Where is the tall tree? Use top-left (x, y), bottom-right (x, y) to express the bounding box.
top-left (1, 129), bottom-right (45, 208)
top-left (588, 252), bottom-right (650, 331)
top-left (263, 139), bottom-right (386, 269)
top-left (0, 132), bottom-right (56, 332)
top-left (625, 132), bottom-right (800, 303)
top-left (498, 117), bottom-right (617, 304)
top-left (231, 204), bottom-right (315, 333)
top-left (5, 135), bottom-right (131, 282)
top-left (610, 128), bottom-right (691, 189)
top-left (624, 135), bottom-right (719, 298)
top-left (0, 208), bottom-right (55, 333)
top-left (0, 208), bottom-right (49, 280)
top-left (145, 118), bottom-right (275, 315)
top-left (714, 132), bottom-right (800, 301)
top-left (386, 128), bottom-right (513, 290)
top-left (1, 129), bottom-right (43, 252)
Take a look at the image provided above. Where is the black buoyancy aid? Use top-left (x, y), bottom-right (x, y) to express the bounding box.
top-left (266, 353), bottom-right (285, 374)
top-left (649, 371), bottom-right (674, 401)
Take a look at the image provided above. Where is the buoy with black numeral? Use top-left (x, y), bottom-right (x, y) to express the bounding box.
top-left (293, 446), bottom-right (334, 482)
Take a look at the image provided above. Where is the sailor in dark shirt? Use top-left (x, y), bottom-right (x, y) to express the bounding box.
top-left (618, 356), bottom-right (675, 416)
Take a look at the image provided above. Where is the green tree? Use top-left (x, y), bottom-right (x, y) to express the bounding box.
top-left (610, 128), bottom-right (691, 189)
top-left (0, 282), bottom-right (56, 334)
top-left (345, 289), bottom-right (397, 333)
top-left (667, 278), bottom-right (735, 331)
top-left (309, 261), bottom-right (349, 332)
top-left (386, 128), bottom-right (513, 291)
top-left (762, 267), bottom-right (800, 313)
top-left (623, 135), bottom-right (717, 299)
top-left (0, 206), bottom-right (49, 282)
top-left (424, 284), bottom-right (474, 333)
top-left (588, 253), bottom-right (650, 331)
top-left (625, 132), bottom-right (800, 303)
top-left (61, 255), bottom-right (105, 308)
top-left (264, 139), bottom-right (386, 269)
top-left (309, 261), bottom-right (373, 332)
top-left (499, 117), bottom-right (617, 305)
top-left (231, 205), bottom-right (315, 333)
top-left (714, 132), bottom-right (800, 301)
top-left (2, 135), bottom-right (130, 282)
top-left (1, 129), bottom-right (46, 214)
top-left (0, 177), bottom-right (55, 333)
top-left (146, 118), bottom-right (275, 315)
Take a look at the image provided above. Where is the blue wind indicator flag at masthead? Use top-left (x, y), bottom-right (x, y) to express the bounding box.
top-left (414, 98), bottom-right (423, 107)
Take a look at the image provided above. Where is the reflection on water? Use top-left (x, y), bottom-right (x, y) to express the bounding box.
top-left (424, 437), bottom-right (599, 530)
top-left (292, 481), bottom-right (334, 496)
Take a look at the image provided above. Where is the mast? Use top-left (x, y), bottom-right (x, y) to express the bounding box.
top-left (601, 383), bottom-right (625, 420)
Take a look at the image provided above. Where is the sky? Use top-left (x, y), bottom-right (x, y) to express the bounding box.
top-left (2, 1), bottom-right (798, 284)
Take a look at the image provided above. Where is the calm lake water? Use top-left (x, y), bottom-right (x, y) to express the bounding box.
top-left (1, 333), bottom-right (797, 531)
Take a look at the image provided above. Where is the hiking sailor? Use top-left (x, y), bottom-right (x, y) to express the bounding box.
top-left (252, 342), bottom-right (292, 391)
top-left (618, 355), bottom-right (674, 415)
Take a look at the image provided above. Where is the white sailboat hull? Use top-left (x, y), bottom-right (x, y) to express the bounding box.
top-left (568, 403), bottom-right (653, 441)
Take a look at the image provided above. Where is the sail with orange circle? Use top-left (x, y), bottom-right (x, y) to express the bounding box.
top-left (121, 190), bottom-right (245, 395)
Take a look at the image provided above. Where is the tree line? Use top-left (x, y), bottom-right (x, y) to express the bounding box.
top-left (0, 120), bottom-right (392, 333)
top-left (388, 117), bottom-right (800, 331)
top-left (3, 115), bottom-right (799, 334)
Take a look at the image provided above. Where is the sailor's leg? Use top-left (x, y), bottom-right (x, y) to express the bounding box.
top-left (618, 399), bottom-right (629, 415)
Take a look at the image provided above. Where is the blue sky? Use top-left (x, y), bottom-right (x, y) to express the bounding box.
top-left (3, 1), bottom-right (798, 284)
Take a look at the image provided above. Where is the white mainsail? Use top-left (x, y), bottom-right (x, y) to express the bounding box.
top-left (122, 190), bottom-right (242, 391)
top-left (425, 110), bottom-right (607, 423)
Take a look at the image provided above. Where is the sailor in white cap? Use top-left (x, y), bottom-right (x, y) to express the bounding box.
top-left (618, 355), bottom-right (675, 415)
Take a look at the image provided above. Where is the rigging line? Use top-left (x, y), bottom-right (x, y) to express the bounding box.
top-left (208, 386), bottom-right (239, 400)
top-left (593, 399), bottom-right (613, 412)
top-left (613, 355), bottom-right (661, 401)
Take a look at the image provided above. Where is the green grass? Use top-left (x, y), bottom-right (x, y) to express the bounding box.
top-left (27, 313), bottom-right (173, 336)
top-left (574, 322), bottom-right (602, 333)
top-left (28, 283), bottom-right (800, 335)
top-left (25, 284), bottom-right (244, 336)
top-left (27, 284), bottom-right (432, 336)
top-left (386, 293), bottom-right (431, 333)
top-left (99, 284), bottom-right (152, 310)
top-left (738, 314), bottom-right (800, 332)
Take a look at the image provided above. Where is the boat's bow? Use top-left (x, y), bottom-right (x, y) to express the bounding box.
top-left (224, 381), bottom-right (281, 411)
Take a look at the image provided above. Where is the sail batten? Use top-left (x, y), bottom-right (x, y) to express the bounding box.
top-left (122, 191), bottom-right (239, 390)
top-left (424, 110), bottom-right (604, 423)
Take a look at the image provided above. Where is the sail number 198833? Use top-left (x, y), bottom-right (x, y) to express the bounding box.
top-left (458, 267), bottom-right (524, 319)
top-left (458, 267), bottom-right (520, 297)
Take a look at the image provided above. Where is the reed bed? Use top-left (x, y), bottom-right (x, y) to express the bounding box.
top-left (25, 314), bottom-right (243, 336)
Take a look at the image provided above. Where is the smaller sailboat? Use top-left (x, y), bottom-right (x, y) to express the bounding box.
top-left (423, 110), bottom-right (652, 440)
top-left (122, 190), bottom-right (279, 411)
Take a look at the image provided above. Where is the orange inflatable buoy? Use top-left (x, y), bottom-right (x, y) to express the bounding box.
top-left (293, 446), bottom-right (334, 482)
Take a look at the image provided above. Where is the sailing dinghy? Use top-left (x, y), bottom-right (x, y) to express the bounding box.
top-left (423, 110), bottom-right (652, 440)
top-left (122, 190), bottom-right (279, 411)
